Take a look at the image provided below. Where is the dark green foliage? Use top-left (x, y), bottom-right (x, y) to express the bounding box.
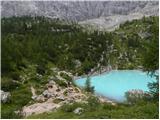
top-left (1, 16), bottom-right (112, 77)
top-left (148, 75), bottom-right (159, 100)
top-left (1, 77), bottom-right (20, 91)
top-left (36, 64), bottom-right (46, 75)
top-left (60, 72), bottom-right (72, 82)
top-left (141, 17), bottom-right (159, 100)
top-left (2, 16), bottom-right (158, 79)
top-left (82, 59), bottom-right (95, 73)
top-left (1, 104), bottom-right (22, 119)
top-left (142, 39), bottom-right (159, 73)
top-left (1, 85), bottom-right (32, 119)
top-left (56, 80), bottom-right (68, 87)
top-left (87, 96), bottom-right (100, 111)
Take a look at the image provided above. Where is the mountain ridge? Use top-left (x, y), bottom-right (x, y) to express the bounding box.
top-left (1, 1), bottom-right (158, 31)
top-left (1, 1), bottom-right (159, 21)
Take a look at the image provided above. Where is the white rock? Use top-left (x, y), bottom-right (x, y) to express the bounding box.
top-left (1, 90), bottom-right (11, 103)
top-left (36, 95), bottom-right (45, 102)
top-left (42, 90), bottom-right (53, 98)
top-left (49, 80), bottom-right (56, 84)
top-left (73, 107), bottom-right (83, 115)
top-left (31, 95), bottom-right (37, 100)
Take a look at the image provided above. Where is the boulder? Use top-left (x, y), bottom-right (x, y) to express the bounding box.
top-left (42, 90), bottom-right (53, 98)
top-left (48, 80), bottom-right (56, 85)
top-left (46, 80), bottom-right (56, 89)
top-left (1, 90), bottom-right (11, 103)
top-left (57, 96), bottom-right (65, 101)
top-left (73, 107), bottom-right (83, 115)
top-left (68, 87), bottom-right (74, 92)
top-left (31, 95), bottom-right (37, 100)
top-left (36, 95), bottom-right (45, 102)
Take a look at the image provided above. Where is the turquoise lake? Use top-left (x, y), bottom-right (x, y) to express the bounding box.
top-left (75, 70), bottom-right (156, 102)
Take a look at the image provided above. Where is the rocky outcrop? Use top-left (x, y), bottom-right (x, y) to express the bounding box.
top-left (22, 102), bottom-right (60, 117)
top-left (22, 80), bottom-right (87, 117)
top-left (125, 89), bottom-right (152, 104)
top-left (1, 90), bottom-right (11, 103)
top-left (79, 13), bottom-right (146, 31)
top-left (21, 69), bottom-right (115, 117)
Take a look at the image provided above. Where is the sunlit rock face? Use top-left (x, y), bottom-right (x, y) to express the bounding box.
top-left (1, 1), bottom-right (158, 31)
top-left (1, 1), bottom-right (159, 21)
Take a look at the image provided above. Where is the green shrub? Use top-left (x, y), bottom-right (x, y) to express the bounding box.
top-left (1, 77), bottom-right (20, 91)
top-left (56, 80), bottom-right (67, 87)
top-left (1, 104), bottom-right (22, 119)
top-left (63, 90), bottom-right (68, 96)
top-left (148, 75), bottom-right (159, 100)
top-left (11, 86), bottom-right (32, 106)
top-left (61, 103), bottom-right (83, 112)
top-left (36, 64), bottom-right (46, 75)
top-left (60, 72), bottom-right (72, 82)
top-left (102, 103), bottom-right (116, 110)
top-left (87, 96), bottom-right (100, 111)
top-left (9, 71), bottom-right (21, 80)
top-left (1, 85), bottom-right (32, 119)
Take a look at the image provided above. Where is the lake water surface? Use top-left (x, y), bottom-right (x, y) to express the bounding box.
top-left (75, 70), bottom-right (156, 102)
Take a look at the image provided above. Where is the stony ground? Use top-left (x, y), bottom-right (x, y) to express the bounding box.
top-left (22, 79), bottom-right (88, 117)
top-left (22, 76), bottom-right (116, 117)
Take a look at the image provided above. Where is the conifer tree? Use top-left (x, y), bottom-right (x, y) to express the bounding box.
top-left (85, 76), bottom-right (94, 93)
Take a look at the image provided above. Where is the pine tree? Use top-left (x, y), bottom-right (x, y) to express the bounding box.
top-left (85, 76), bottom-right (94, 93)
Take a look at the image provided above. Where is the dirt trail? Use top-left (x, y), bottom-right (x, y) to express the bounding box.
top-left (31, 86), bottom-right (36, 96)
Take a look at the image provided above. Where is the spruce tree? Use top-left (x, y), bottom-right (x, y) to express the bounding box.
top-left (85, 76), bottom-right (94, 93)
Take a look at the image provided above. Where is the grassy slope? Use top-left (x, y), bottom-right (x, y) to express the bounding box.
top-left (28, 101), bottom-right (158, 119)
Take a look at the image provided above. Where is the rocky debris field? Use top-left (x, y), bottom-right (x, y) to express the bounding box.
top-left (22, 74), bottom-right (116, 117)
top-left (22, 80), bottom-right (87, 117)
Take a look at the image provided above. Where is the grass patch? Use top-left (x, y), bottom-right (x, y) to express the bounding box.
top-left (27, 100), bottom-right (158, 119)
top-left (1, 84), bottom-right (32, 119)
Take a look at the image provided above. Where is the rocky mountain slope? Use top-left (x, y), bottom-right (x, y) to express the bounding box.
top-left (1, 1), bottom-right (159, 31)
top-left (79, 1), bottom-right (159, 31)
top-left (1, 1), bottom-right (158, 20)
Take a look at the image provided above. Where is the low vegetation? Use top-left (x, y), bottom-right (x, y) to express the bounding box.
top-left (28, 97), bottom-right (158, 119)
